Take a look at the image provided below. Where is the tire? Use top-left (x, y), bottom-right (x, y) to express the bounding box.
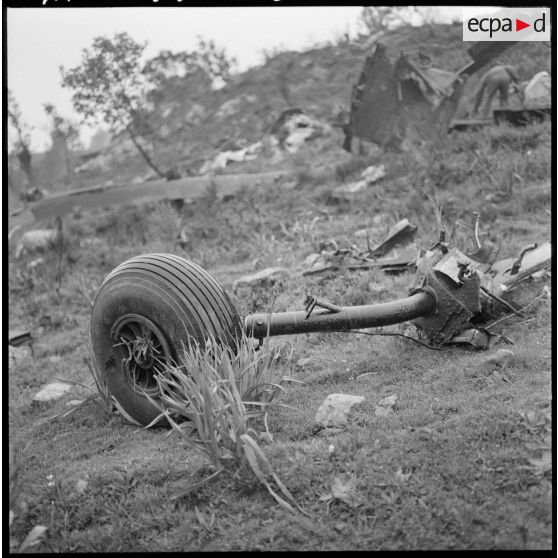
top-left (90, 253), bottom-right (243, 426)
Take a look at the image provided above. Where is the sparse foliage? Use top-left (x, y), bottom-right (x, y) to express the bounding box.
top-left (7, 90), bottom-right (34, 187)
top-left (60, 32), bottom-right (171, 179)
top-left (359, 6), bottom-right (421, 36)
top-left (143, 37), bottom-right (236, 87)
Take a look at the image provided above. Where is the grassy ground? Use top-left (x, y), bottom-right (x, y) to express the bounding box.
top-left (8, 118), bottom-right (552, 551)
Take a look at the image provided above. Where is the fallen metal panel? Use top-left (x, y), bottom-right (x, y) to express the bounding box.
top-left (9, 329), bottom-right (32, 347)
top-left (29, 170), bottom-right (293, 222)
top-left (493, 108), bottom-right (551, 126)
top-left (371, 218), bottom-right (417, 257)
top-left (449, 118), bottom-right (492, 131)
top-left (349, 43), bottom-right (402, 146)
top-left (347, 40), bottom-right (517, 150)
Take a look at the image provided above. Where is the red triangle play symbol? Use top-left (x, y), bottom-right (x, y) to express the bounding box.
top-left (516, 18), bottom-right (530, 31)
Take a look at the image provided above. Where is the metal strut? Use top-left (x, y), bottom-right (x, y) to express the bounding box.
top-left (245, 290), bottom-right (437, 339)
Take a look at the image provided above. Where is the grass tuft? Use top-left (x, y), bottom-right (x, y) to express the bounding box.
top-left (146, 334), bottom-right (304, 513)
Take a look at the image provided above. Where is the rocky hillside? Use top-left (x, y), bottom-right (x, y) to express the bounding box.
top-left (11, 22), bottom-right (551, 197)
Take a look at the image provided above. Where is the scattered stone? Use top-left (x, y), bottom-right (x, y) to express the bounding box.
top-left (334, 164), bottom-right (386, 196)
top-left (378, 394), bottom-right (397, 407)
top-left (303, 253), bottom-right (322, 267)
top-left (28, 257), bottom-right (44, 269)
top-left (159, 124), bottom-right (171, 139)
top-left (523, 71), bottom-right (551, 110)
top-left (9, 345), bottom-right (31, 368)
top-left (161, 106), bottom-right (173, 119)
top-left (32, 382), bottom-right (72, 403)
top-left (75, 479), bottom-right (89, 495)
top-left (532, 270), bottom-right (550, 280)
top-left (334, 180), bottom-right (367, 195)
top-left (200, 140), bottom-right (263, 173)
top-left (233, 267), bottom-right (289, 290)
top-left (215, 97), bottom-right (243, 119)
top-left (361, 164), bottom-right (386, 184)
top-left (330, 475), bottom-right (360, 507)
top-left (375, 394), bottom-right (397, 416)
top-left (272, 111), bottom-right (330, 154)
top-left (15, 229), bottom-right (58, 259)
top-left (315, 393), bottom-right (365, 428)
top-left (484, 348), bottom-right (514, 368)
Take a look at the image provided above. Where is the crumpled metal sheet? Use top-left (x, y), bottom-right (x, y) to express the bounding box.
top-left (485, 242), bottom-right (551, 296)
top-left (447, 327), bottom-right (512, 350)
top-left (9, 329), bottom-right (32, 347)
top-left (346, 44), bottom-right (463, 149)
top-left (346, 40), bottom-right (516, 150)
top-left (372, 218), bottom-right (417, 257)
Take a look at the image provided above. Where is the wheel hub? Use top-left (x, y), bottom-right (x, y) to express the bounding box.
top-left (111, 314), bottom-right (172, 396)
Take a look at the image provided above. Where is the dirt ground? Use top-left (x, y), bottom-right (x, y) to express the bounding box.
top-left (8, 112), bottom-right (553, 551)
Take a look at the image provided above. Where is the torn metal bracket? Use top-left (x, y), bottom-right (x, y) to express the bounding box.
top-left (304, 295), bottom-right (342, 319)
top-left (510, 243), bottom-right (538, 275)
top-left (410, 246), bottom-right (482, 345)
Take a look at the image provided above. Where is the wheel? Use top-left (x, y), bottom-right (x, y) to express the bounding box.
top-left (90, 253), bottom-right (243, 426)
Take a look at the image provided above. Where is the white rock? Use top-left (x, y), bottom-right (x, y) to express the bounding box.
top-left (215, 97), bottom-right (243, 119)
top-left (284, 127), bottom-right (316, 153)
top-left (315, 393), bottom-right (365, 428)
top-left (33, 382), bottom-right (72, 403)
top-left (361, 164), bottom-right (386, 184)
top-left (211, 76), bottom-right (227, 91)
top-left (303, 253), bottom-right (322, 267)
top-left (523, 71), bottom-right (551, 110)
top-left (28, 257), bottom-right (44, 268)
top-left (9, 346), bottom-right (31, 368)
top-left (375, 406), bottom-right (394, 417)
top-left (233, 267), bottom-right (289, 290)
top-left (75, 479), bottom-right (89, 495)
top-left (377, 394), bottom-right (398, 407)
top-left (334, 180), bottom-right (368, 194)
top-left (15, 229), bottom-right (58, 259)
top-left (159, 124), bottom-right (171, 139)
top-left (375, 394), bottom-right (397, 416)
top-left (484, 349), bottom-right (514, 367)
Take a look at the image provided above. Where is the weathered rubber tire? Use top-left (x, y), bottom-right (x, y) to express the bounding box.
top-left (90, 253), bottom-right (243, 426)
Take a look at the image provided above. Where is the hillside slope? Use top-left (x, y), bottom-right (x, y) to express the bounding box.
top-left (13, 22), bottom-right (550, 195)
